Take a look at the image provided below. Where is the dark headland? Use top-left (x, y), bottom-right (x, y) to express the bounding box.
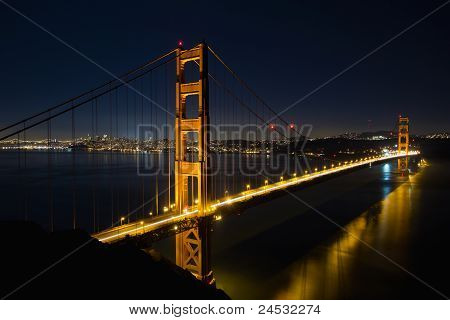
top-left (0, 222), bottom-right (228, 299)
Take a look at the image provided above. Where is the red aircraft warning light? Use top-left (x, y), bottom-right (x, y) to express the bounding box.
top-left (177, 40), bottom-right (183, 48)
top-left (269, 124), bottom-right (275, 130)
top-left (289, 123), bottom-right (295, 129)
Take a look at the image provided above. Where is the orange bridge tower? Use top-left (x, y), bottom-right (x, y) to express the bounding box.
top-left (174, 43), bottom-right (213, 283)
top-left (397, 116), bottom-right (409, 173)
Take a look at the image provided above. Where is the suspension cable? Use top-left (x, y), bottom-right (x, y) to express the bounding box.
top-left (0, 54), bottom-right (179, 141)
top-left (208, 46), bottom-right (292, 127)
top-left (0, 49), bottom-right (177, 134)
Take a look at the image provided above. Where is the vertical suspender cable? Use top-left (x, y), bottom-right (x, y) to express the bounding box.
top-left (116, 89), bottom-right (120, 219)
top-left (141, 78), bottom-right (145, 219)
top-left (71, 105), bottom-right (77, 229)
top-left (91, 100), bottom-right (96, 232)
top-left (126, 86), bottom-right (130, 223)
top-left (165, 63), bottom-right (171, 209)
top-left (110, 87), bottom-right (114, 227)
top-left (23, 123), bottom-right (28, 221)
top-left (47, 111), bottom-right (53, 231)
top-left (155, 73), bottom-right (160, 214)
top-left (17, 132), bottom-right (20, 217)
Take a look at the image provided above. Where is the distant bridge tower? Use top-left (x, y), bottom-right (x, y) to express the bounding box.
top-left (174, 43), bottom-right (213, 283)
top-left (397, 116), bottom-right (409, 173)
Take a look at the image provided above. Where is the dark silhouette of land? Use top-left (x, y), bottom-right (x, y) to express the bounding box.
top-left (0, 222), bottom-right (228, 299)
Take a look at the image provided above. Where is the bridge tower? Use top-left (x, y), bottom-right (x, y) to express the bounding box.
top-left (397, 116), bottom-right (409, 173)
top-left (174, 43), bottom-right (213, 283)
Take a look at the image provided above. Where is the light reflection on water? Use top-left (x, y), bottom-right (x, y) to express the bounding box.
top-left (273, 169), bottom-right (416, 299)
top-left (208, 157), bottom-right (450, 299)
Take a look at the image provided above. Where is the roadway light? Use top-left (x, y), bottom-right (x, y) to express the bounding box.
top-left (293, 173), bottom-right (297, 177)
top-left (264, 180), bottom-right (268, 186)
top-left (163, 206), bottom-right (169, 212)
top-left (323, 166), bottom-right (327, 170)
top-left (246, 184), bottom-right (250, 191)
top-left (305, 170), bottom-right (308, 174)
top-left (149, 211), bottom-right (153, 216)
top-left (315, 168), bottom-right (318, 172)
top-left (174, 225), bottom-right (178, 230)
top-left (120, 217), bottom-right (125, 225)
top-left (280, 176), bottom-right (284, 182)
top-left (194, 199), bottom-right (199, 204)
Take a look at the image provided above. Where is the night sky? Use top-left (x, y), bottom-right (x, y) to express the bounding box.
top-left (1, 0), bottom-right (449, 137)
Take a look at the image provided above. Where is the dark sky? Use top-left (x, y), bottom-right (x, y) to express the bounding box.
top-left (1, 0), bottom-right (449, 137)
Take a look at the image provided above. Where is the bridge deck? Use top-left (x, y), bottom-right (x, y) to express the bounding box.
top-left (93, 151), bottom-right (418, 244)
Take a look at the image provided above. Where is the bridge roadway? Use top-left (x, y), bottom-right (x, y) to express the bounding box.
top-left (93, 151), bottom-right (418, 244)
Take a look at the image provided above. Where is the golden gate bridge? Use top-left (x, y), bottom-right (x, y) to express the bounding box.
top-left (0, 41), bottom-right (416, 284)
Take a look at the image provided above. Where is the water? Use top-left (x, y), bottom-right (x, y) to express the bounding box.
top-left (209, 158), bottom-right (450, 299)
top-left (0, 151), bottom-right (324, 232)
top-left (1, 150), bottom-right (448, 299)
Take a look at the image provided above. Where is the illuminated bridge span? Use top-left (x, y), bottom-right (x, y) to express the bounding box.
top-left (94, 150), bottom-right (418, 244)
top-left (0, 42), bottom-right (417, 284)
